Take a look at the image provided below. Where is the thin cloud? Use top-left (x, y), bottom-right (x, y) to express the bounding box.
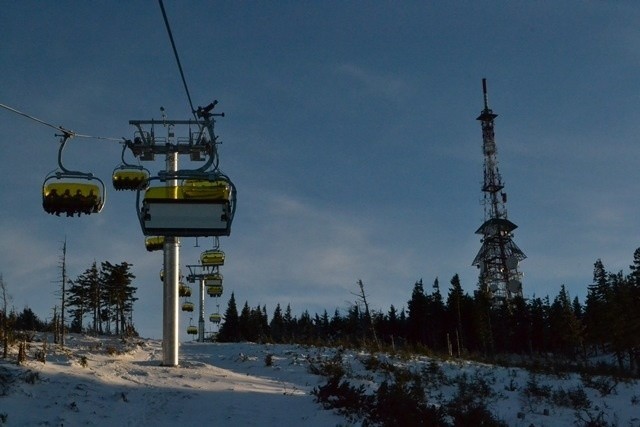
top-left (335, 63), bottom-right (409, 100)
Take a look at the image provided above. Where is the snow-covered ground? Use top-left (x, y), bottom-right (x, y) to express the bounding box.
top-left (0, 334), bottom-right (638, 426)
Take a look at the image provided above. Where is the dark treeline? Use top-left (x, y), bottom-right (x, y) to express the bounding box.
top-left (218, 249), bottom-right (640, 373)
top-left (0, 261), bottom-right (138, 340)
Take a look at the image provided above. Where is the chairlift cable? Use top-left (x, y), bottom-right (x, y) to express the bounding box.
top-left (0, 102), bottom-right (122, 142)
top-left (158, 0), bottom-right (198, 121)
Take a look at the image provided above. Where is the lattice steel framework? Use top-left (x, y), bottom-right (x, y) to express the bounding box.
top-left (472, 79), bottom-right (526, 303)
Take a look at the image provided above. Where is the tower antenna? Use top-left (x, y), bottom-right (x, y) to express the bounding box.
top-left (472, 78), bottom-right (526, 304)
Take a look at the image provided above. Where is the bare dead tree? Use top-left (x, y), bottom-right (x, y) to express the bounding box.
top-left (352, 279), bottom-right (380, 350)
top-left (0, 274), bottom-right (9, 358)
top-left (53, 238), bottom-right (68, 347)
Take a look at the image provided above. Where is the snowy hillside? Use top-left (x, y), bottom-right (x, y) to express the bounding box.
top-left (0, 334), bottom-right (638, 426)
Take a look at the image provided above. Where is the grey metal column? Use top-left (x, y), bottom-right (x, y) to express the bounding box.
top-left (198, 277), bottom-right (205, 342)
top-left (162, 148), bottom-right (180, 366)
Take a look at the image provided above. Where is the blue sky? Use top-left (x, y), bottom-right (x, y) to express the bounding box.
top-left (1, 1), bottom-right (639, 339)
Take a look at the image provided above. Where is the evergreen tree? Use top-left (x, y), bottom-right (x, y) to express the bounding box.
top-left (101, 261), bottom-right (137, 335)
top-left (345, 304), bottom-right (362, 345)
top-left (529, 296), bottom-right (549, 353)
top-left (407, 279), bottom-right (428, 346)
top-left (248, 304), bottom-right (269, 342)
top-left (385, 304), bottom-right (402, 347)
top-left (66, 277), bottom-right (87, 333)
top-left (283, 304), bottom-right (295, 342)
top-left (316, 310), bottom-right (330, 341)
top-left (584, 259), bottom-right (610, 353)
top-left (473, 286), bottom-right (494, 356)
top-left (217, 292), bottom-right (240, 342)
top-left (446, 274), bottom-right (466, 355)
top-left (548, 285), bottom-right (583, 359)
top-left (67, 262), bottom-right (101, 334)
top-left (14, 307), bottom-right (44, 331)
top-left (238, 301), bottom-right (252, 341)
top-left (626, 248), bottom-right (640, 372)
top-left (330, 308), bottom-right (344, 342)
top-left (608, 271), bottom-right (634, 369)
top-left (270, 303), bottom-right (285, 342)
top-left (428, 277), bottom-right (446, 351)
top-left (297, 310), bottom-right (314, 342)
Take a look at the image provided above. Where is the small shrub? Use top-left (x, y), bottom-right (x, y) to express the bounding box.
top-left (16, 342), bottom-right (26, 365)
top-left (421, 359), bottom-right (448, 387)
top-left (449, 403), bottom-right (508, 427)
top-left (580, 373), bottom-right (618, 397)
top-left (312, 376), bottom-right (373, 423)
top-left (307, 349), bottom-right (347, 379)
top-left (35, 339), bottom-right (47, 364)
top-left (264, 353), bottom-right (273, 367)
top-left (552, 386), bottom-right (591, 410)
top-left (574, 407), bottom-right (611, 427)
top-left (0, 412), bottom-right (7, 423)
top-left (23, 370), bottom-right (39, 385)
top-left (79, 356), bottom-right (88, 368)
top-left (106, 346), bottom-right (119, 356)
top-left (522, 374), bottom-right (552, 402)
top-left (372, 378), bottom-right (447, 426)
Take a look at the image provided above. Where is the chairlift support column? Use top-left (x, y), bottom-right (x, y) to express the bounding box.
top-left (198, 276), bottom-right (205, 342)
top-left (162, 131), bottom-right (180, 366)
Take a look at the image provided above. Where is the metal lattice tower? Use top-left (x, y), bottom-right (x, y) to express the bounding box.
top-left (472, 79), bottom-right (526, 303)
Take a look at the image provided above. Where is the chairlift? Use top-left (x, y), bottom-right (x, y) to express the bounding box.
top-left (179, 283), bottom-right (192, 298)
top-left (113, 166), bottom-right (149, 191)
top-left (145, 236), bottom-right (164, 252)
top-left (206, 284), bottom-right (223, 298)
top-left (201, 250), bottom-right (225, 267)
top-left (204, 272), bottom-right (223, 287)
top-left (209, 313), bottom-right (222, 324)
top-left (137, 172), bottom-right (236, 237)
top-left (112, 143), bottom-right (150, 191)
top-left (43, 134), bottom-right (105, 217)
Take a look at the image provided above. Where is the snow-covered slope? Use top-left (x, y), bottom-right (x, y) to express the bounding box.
top-left (0, 334), bottom-right (638, 426)
top-left (0, 335), bottom-right (343, 426)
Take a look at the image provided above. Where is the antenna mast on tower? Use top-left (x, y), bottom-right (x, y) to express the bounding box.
top-left (472, 79), bottom-right (526, 303)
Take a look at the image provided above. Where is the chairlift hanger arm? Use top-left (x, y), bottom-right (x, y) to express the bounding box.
top-left (55, 133), bottom-right (91, 177)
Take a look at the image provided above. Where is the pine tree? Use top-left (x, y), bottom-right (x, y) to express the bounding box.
top-left (548, 285), bottom-right (583, 359)
top-left (446, 274), bottom-right (466, 355)
top-left (270, 303), bottom-right (284, 342)
top-left (330, 308), bottom-right (343, 342)
top-left (529, 296), bottom-right (549, 353)
top-left (428, 277), bottom-right (446, 351)
top-left (385, 304), bottom-right (401, 348)
top-left (627, 248), bottom-right (640, 372)
top-left (68, 262), bottom-right (101, 334)
top-left (297, 310), bottom-right (314, 343)
top-left (473, 285), bottom-right (494, 356)
top-left (15, 308), bottom-right (43, 331)
top-left (101, 261), bottom-right (137, 336)
top-left (317, 310), bottom-right (330, 342)
top-left (238, 301), bottom-right (252, 341)
top-left (217, 292), bottom-right (240, 342)
top-left (508, 296), bottom-right (531, 354)
top-left (584, 259), bottom-right (611, 353)
top-left (66, 277), bottom-right (86, 333)
top-left (407, 279), bottom-right (428, 346)
top-left (283, 304), bottom-right (294, 342)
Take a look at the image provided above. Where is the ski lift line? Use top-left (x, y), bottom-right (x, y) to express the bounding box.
top-left (158, 0), bottom-right (197, 121)
top-left (0, 102), bottom-right (122, 142)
